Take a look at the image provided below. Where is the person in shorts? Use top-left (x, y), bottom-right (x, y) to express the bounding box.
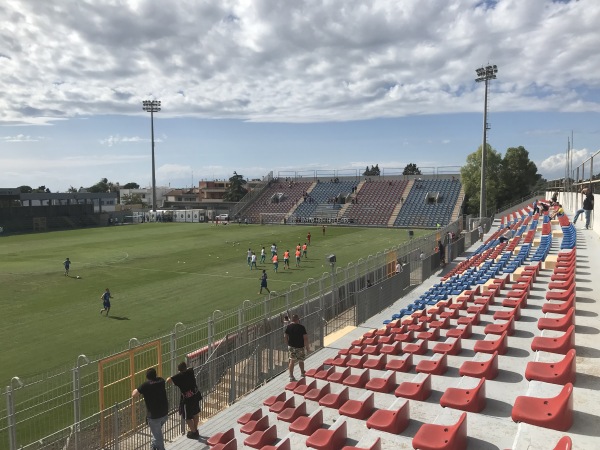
top-left (63, 257), bottom-right (71, 276)
top-left (259, 270), bottom-right (270, 294)
top-left (167, 362), bottom-right (202, 440)
top-left (100, 288), bottom-right (112, 316)
top-left (284, 314), bottom-right (309, 381)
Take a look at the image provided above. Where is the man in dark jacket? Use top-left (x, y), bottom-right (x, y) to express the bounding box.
top-left (168, 362), bottom-right (202, 439)
top-left (573, 188), bottom-right (594, 229)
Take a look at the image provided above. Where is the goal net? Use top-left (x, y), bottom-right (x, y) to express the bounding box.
top-left (259, 212), bottom-right (288, 225)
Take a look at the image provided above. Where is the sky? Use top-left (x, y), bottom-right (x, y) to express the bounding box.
top-left (1, 0), bottom-right (599, 192)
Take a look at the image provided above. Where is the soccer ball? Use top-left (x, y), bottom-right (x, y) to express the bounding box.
top-left (76, 276), bottom-right (81, 279)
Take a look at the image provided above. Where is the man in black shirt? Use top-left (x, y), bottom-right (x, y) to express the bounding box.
top-left (284, 314), bottom-right (309, 381)
top-left (167, 362), bottom-right (202, 439)
top-left (132, 368), bottom-right (169, 450)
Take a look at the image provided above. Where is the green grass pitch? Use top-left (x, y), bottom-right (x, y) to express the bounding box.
top-left (0, 223), bottom-right (429, 384)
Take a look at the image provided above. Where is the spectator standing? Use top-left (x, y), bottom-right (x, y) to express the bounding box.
top-left (132, 368), bottom-right (168, 450)
top-left (167, 362), bottom-right (201, 440)
top-left (437, 240), bottom-right (445, 268)
top-left (395, 260), bottom-right (402, 274)
top-left (573, 188), bottom-right (594, 229)
top-left (478, 224), bottom-right (484, 242)
top-left (284, 315), bottom-right (309, 381)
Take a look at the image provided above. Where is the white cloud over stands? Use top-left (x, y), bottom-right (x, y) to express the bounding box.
top-left (1, 134), bottom-right (43, 142)
top-left (2, 0), bottom-right (600, 126)
top-left (540, 148), bottom-right (595, 179)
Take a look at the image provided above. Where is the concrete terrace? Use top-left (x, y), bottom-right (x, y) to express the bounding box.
top-left (168, 208), bottom-right (599, 450)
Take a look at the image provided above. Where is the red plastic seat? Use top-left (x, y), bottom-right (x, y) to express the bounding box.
top-left (417, 327), bottom-right (440, 342)
top-left (407, 322), bottom-right (427, 332)
top-left (207, 427), bottom-right (234, 447)
top-left (551, 270), bottom-right (575, 282)
top-left (552, 436), bottom-right (573, 450)
top-left (305, 382), bottom-right (331, 402)
top-left (484, 317), bottom-right (515, 336)
top-left (348, 345), bottom-right (366, 356)
top-left (546, 285), bottom-right (575, 301)
top-left (385, 354), bottom-right (413, 372)
top-left (211, 438), bottom-right (237, 450)
top-left (403, 339), bottom-right (428, 355)
top-left (429, 316), bottom-right (451, 329)
top-left (319, 386), bottom-right (349, 409)
top-left (315, 366), bottom-right (336, 380)
top-left (244, 424), bottom-right (278, 449)
top-left (542, 293), bottom-right (575, 314)
top-left (412, 412), bottom-right (467, 450)
top-left (459, 351), bottom-right (498, 379)
top-left (525, 349), bottom-right (576, 385)
top-left (474, 331), bottom-right (508, 355)
top-left (511, 383), bottom-right (574, 431)
top-left (538, 308), bottom-right (575, 332)
top-left (327, 367), bottom-right (351, 384)
top-left (295, 379), bottom-right (317, 396)
top-left (331, 354), bottom-right (351, 367)
top-left (278, 401), bottom-right (308, 422)
top-left (289, 408), bottom-right (324, 435)
top-left (378, 334), bottom-right (395, 344)
top-left (363, 343), bottom-right (384, 356)
top-left (339, 392), bottom-right (375, 419)
top-left (237, 407), bottom-right (262, 425)
top-left (240, 413), bottom-right (269, 434)
top-left (269, 395), bottom-right (295, 413)
top-left (366, 399), bottom-right (410, 434)
top-left (446, 323), bottom-right (472, 339)
top-left (548, 278), bottom-right (574, 290)
top-left (286, 376), bottom-right (308, 391)
top-left (531, 325), bottom-right (575, 355)
top-left (416, 353), bottom-right (448, 375)
top-left (380, 341), bottom-right (403, 355)
top-left (362, 336), bottom-right (379, 346)
top-left (263, 392), bottom-right (286, 407)
top-left (458, 310), bottom-right (480, 325)
top-left (305, 365), bottom-right (324, 378)
top-left (363, 354), bottom-right (387, 370)
top-left (306, 420), bottom-right (347, 450)
top-left (346, 355), bottom-right (368, 369)
top-left (375, 326), bottom-right (392, 336)
top-left (343, 369), bottom-right (370, 388)
top-left (261, 437), bottom-right (291, 450)
top-left (394, 373), bottom-right (432, 401)
top-left (341, 437), bottom-right (381, 450)
top-left (393, 330), bottom-right (415, 343)
top-left (440, 307), bottom-right (460, 319)
top-left (502, 294), bottom-right (527, 309)
top-left (440, 377), bottom-right (486, 413)
top-left (433, 337), bottom-right (462, 356)
top-left (365, 371), bottom-right (396, 393)
top-left (493, 304), bottom-right (521, 321)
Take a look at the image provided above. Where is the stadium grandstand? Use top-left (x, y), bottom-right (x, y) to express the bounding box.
top-left (239, 174), bottom-right (463, 228)
top-left (167, 190), bottom-right (597, 450)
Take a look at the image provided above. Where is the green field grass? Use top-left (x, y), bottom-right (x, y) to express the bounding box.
top-left (0, 223), bottom-right (430, 384)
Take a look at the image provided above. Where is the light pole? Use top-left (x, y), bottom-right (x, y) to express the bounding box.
top-left (142, 100), bottom-right (161, 211)
top-left (475, 64), bottom-right (498, 220)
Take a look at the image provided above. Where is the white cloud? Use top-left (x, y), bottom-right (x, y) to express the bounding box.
top-left (1, 0), bottom-right (599, 125)
top-left (100, 135), bottom-right (165, 146)
top-left (539, 148), bottom-right (592, 178)
top-left (1, 134), bottom-right (43, 142)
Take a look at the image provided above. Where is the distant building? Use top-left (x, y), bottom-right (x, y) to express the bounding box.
top-left (119, 187), bottom-right (170, 208)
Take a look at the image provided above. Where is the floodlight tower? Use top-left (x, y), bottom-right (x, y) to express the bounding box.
top-left (475, 64), bottom-right (498, 220)
top-left (142, 100), bottom-right (161, 211)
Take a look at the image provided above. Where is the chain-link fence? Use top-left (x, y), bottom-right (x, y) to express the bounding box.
top-left (1, 219), bottom-right (462, 450)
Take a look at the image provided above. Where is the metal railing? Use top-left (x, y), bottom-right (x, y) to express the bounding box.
top-left (1, 219), bottom-right (462, 450)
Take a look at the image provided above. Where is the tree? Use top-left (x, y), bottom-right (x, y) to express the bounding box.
top-left (223, 172), bottom-right (248, 202)
top-left (460, 144), bottom-right (503, 215)
top-left (498, 146), bottom-right (542, 206)
top-left (122, 182), bottom-right (140, 189)
top-left (363, 164), bottom-right (380, 176)
top-left (403, 163), bottom-right (422, 175)
top-left (87, 178), bottom-right (109, 193)
top-left (122, 193), bottom-right (144, 205)
top-left (67, 186), bottom-right (78, 193)
top-left (18, 185), bottom-right (33, 193)
top-left (33, 185), bottom-right (50, 193)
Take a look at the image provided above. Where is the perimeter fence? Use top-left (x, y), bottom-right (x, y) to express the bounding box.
top-left (1, 219), bottom-right (464, 450)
